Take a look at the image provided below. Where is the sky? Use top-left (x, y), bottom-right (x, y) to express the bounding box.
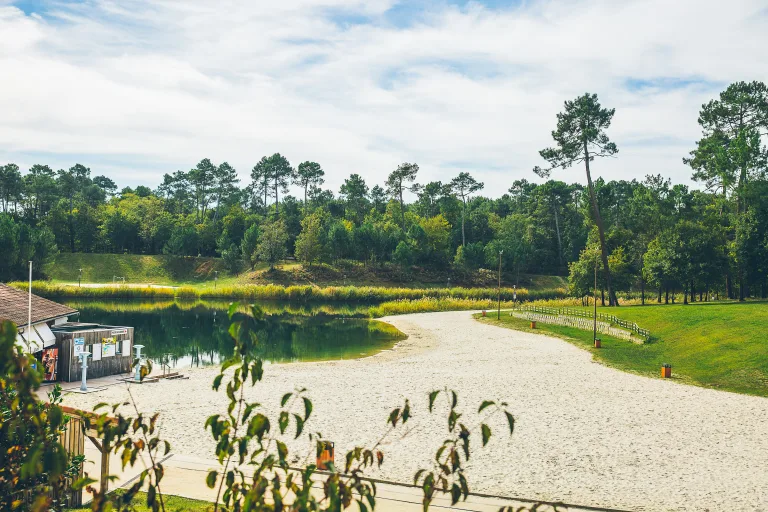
top-left (1, 0), bottom-right (767, 199)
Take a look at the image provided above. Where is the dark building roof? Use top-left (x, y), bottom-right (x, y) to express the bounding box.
top-left (0, 283), bottom-right (78, 327)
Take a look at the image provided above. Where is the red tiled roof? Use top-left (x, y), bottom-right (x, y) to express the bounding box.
top-left (0, 283), bottom-right (78, 327)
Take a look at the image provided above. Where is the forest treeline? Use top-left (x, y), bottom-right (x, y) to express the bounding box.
top-left (1, 81), bottom-right (767, 304)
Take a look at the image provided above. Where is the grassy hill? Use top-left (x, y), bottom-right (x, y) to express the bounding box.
top-left (480, 301), bottom-right (768, 397)
top-left (45, 253), bottom-right (231, 285)
top-left (44, 253), bottom-right (568, 290)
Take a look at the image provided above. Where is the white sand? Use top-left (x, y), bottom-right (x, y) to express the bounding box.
top-left (62, 311), bottom-right (768, 511)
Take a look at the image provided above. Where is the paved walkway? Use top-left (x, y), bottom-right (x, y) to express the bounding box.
top-left (81, 451), bottom-right (602, 511)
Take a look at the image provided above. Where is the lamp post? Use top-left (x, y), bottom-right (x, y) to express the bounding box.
top-left (79, 352), bottom-right (92, 392)
top-left (214, 271), bottom-right (218, 290)
top-left (593, 255), bottom-right (598, 343)
top-left (134, 344), bottom-right (145, 382)
top-left (497, 249), bottom-right (504, 320)
top-left (78, 268), bottom-right (83, 288)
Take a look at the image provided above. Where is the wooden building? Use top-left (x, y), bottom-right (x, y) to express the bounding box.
top-left (0, 283), bottom-right (134, 382)
top-left (51, 323), bottom-right (134, 382)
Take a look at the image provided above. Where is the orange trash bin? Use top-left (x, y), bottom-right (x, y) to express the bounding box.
top-left (530, 321), bottom-right (536, 329)
top-left (594, 339), bottom-right (601, 348)
top-left (317, 441), bottom-right (334, 470)
top-left (661, 365), bottom-right (672, 378)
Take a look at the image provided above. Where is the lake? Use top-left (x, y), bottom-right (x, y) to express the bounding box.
top-left (64, 300), bottom-right (405, 368)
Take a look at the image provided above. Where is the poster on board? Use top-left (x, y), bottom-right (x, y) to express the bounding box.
top-left (42, 348), bottom-right (59, 382)
top-left (102, 337), bottom-right (116, 358)
top-left (92, 343), bottom-right (102, 361)
top-left (73, 337), bottom-right (85, 357)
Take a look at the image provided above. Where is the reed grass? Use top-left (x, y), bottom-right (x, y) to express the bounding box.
top-left (12, 281), bottom-right (567, 303)
top-left (368, 297), bottom-right (517, 317)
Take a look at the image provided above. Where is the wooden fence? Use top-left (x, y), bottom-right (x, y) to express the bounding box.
top-left (515, 305), bottom-right (651, 339)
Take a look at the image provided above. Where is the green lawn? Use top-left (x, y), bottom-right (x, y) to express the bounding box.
top-left (67, 492), bottom-right (211, 511)
top-left (478, 301), bottom-right (768, 397)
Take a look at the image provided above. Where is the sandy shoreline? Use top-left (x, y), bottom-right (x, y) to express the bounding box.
top-left (62, 311), bottom-right (768, 511)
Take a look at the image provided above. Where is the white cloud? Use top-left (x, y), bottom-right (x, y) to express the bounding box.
top-left (0, 0), bottom-right (766, 197)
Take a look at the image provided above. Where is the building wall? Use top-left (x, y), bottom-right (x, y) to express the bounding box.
top-left (55, 327), bottom-right (134, 382)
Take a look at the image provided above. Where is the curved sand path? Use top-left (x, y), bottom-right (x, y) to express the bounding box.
top-left (63, 311), bottom-right (768, 511)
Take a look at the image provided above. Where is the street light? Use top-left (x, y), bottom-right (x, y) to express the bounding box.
top-left (497, 249), bottom-right (504, 320)
top-left (78, 268), bottom-right (83, 288)
top-left (593, 255), bottom-right (598, 344)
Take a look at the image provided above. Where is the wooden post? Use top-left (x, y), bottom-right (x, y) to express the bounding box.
top-left (87, 436), bottom-right (110, 495)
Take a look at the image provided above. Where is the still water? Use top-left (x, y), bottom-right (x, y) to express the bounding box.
top-left (64, 300), bottom-right (405, 368)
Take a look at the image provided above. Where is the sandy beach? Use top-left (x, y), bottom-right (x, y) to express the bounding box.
top-left (62, 311), bottom-right (768, 511)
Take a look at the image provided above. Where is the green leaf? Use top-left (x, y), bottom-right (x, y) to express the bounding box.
top-left (388, 408), bottom-right (400, 427)
top-left (281, 392), bottom-right (292, 407)
top-left (450, 483), bottom-right (461, 505)
top-left (481, 423), bottom-right (491, 447)
top-left (48, 405), bottom-right (63, 430)
top-left (402, 400), bottom-right (411, 423)
top-left (277, 440), bottom-right (288, 465)
top-left (504, 411), bottom-right (515, 435)
top-left (227, 302), bottom-right (239, 319)
top-left (428, 390), bottom-right (439, 412)
top-left (303, 397), bottom-right (313, 421)
top-left (212, 374), bottom-right (223, 391)
top-left (451, 390), bottom-right (458, 409)
top-left (478, 400), bottom-right (495, 413)
top-left (293, 414), bottom-right (305, 439)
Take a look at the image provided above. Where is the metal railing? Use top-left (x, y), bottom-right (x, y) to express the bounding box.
top-left (515, 305), bottom-right (651, 339)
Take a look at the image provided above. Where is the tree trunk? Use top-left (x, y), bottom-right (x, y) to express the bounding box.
top-left (601, 286), bottom-right (605, 307)
top-left (584, 142), bottom-right (618, 306)
top-left (665, 287), bottom-right (669, 304)
top-left (683, 285), bottom-right (688, 304)
top-left (69, 196), bottom-right (75, 253)
top-left (399, 181), bottom-right (405, 229)
top-left (739, 274), bottom-right (745, 301)
top-left (553, 205), bottom-right (563, 268)
top-left (461, 198), bottom-right (466, 247)
top-left (274, 181), bottom-right (279, 217)
top-left (690, 280), bottom-right (695, 302)
top-left (657, 286), bottom-right (662, 303)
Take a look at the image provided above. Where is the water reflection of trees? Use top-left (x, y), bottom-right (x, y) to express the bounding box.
top-left (69, 300), bottom-right (404, 365)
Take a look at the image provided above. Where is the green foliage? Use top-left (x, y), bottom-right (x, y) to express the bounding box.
top-left (0, 321), bottom-right (81, 511)
top-left (0, 213), bottom-right (59, 281)
top-left (255, 218), bottom-right (289, 269)
top-left (295, 212), bottom-right (327, 265)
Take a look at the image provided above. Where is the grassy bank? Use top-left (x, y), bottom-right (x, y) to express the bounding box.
top-left (44, 252), bottom-right (569, 290)
top-left (46, 252), bottom-right (232, 285)
top-left (12, 281), bottom-right (568, 303)
top-left (478, 302), bottom-right (768, 397)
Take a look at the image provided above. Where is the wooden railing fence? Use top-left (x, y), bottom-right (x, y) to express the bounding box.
top-left (515, 305), bottom-right (651, 339)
